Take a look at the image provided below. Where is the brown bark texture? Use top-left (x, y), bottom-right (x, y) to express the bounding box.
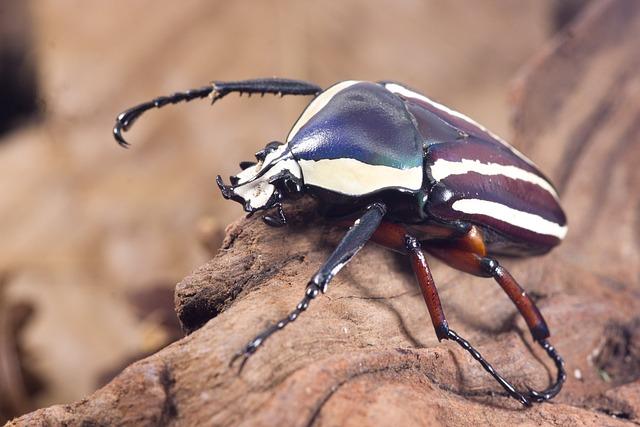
top-left (8, 0), bottom-right (640, 425)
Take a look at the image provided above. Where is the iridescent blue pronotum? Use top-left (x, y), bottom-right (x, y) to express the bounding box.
top-left (114, 78), bottom-right (567, 406)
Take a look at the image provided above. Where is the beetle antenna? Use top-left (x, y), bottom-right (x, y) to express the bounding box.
top-left (113, 78), bottom-right (322, 147)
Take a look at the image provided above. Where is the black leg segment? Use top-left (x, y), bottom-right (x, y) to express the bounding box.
top-left (444, 329), bottom-right (532, 406)
top-left (230, 202), bottom-right (387, 371)
top-left (113, 78), bottom-right (322, 147)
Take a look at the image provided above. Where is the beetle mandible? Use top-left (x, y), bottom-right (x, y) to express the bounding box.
top-left (114, 78), bottom-right (567, 407)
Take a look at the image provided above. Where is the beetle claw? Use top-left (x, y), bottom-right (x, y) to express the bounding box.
top-left (229, 350), bottom-right (251, 374)
top-left (113, 125), bottom-right (130, 148)
top-left (113, 111), bottom-right (136, 148)
top-left (525, 339), bottom-right (567, 402)
top-left (229, 336), bottom-right (264, 374)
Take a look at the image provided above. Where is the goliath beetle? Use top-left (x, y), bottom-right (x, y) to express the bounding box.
top-left (114, 78), bottom-right (567, 406)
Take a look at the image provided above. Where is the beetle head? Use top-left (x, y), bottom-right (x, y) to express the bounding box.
top-left (216, 141), bottom-right (304, 214)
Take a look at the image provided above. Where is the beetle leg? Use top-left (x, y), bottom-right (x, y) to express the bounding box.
top-left (478, 257), bottom-right (565, 402)
top-left (208, 79), bottom-right (322, 103)
top-left (368, 223), bottom-right (533, 406)
top-left (425, 232), bottom-right (566, 403)
top-left (262, 202), bottom-right (287, 227)
top-left (405, 235), bottom-right (449, 341)
top-left (113, 78), bottom-right (322, 147)
top-left (230, 202), bottom-right (387, 371)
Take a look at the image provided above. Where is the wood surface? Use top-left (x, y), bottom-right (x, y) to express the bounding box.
top-left (8, 0), bottom-right (640, 425)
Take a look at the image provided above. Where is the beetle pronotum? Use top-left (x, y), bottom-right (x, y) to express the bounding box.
top-left (114, 78), bottom-right (567, 406)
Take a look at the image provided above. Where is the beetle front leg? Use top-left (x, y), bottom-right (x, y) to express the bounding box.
top-left (231, 202), bottom-right (387, 371)
top-left (262, 202), bottom-right (287, 227)
top-left (114, 78), bottom-right (322, 147)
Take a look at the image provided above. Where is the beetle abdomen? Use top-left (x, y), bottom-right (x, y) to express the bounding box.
top-left (426, 138), bottom-right (567, 254)
top-left (384, 82), bottom-right (567, 255)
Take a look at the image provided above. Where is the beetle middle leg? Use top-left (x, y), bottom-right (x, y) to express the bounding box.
top-left (425, 228), bottom-right (566, 404)
top-left (370, 222), bottom-right (539, 406)
top-left (230, 202), bottom-right (387, 371)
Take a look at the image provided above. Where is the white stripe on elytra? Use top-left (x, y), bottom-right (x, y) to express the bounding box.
top-left (452, 199), bottom-right (567, 239)
top-left (430, 158), bottom-right (560, 201)
top-left (384, 83), bottom-right (536, 167)
top-left (298, 158), bottom-right (423, 196)
top-left (287, 80), bottom-right (361, 143)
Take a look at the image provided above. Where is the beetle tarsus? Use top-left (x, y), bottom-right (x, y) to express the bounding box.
top-left (444, 329), bottom-right (566, 406)
top-left (526, 338), bottom-right (566, 402)
top-left (445, 329), bottom-right (533, 407)
top-left (113, 85), bottom-right (213, 147)
top-left (230, 283), bottom-right (320, 372)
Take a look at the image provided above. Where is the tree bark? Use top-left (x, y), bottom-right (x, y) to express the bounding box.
top-left (8, 0), bottom-right (640, 425)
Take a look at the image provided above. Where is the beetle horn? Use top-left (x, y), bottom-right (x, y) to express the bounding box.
top-left (113, 78), bottom-right (322, 148)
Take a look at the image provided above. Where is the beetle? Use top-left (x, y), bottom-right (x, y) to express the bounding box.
top-left (114, 78), bottom-right (567, 407)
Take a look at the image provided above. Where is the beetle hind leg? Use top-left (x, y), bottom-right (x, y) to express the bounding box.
top-left (479, 256), bottom-right (566, 402)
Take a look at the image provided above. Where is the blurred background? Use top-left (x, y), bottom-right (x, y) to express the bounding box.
top-left (0, 0), bottom-right (590, 422)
